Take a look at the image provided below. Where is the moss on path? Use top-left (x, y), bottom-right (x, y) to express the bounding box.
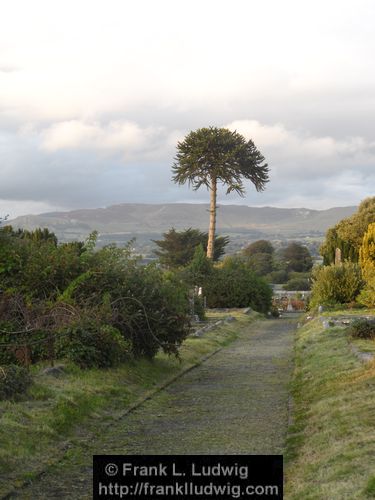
top-left (9, 315), bottom-right (298, 499)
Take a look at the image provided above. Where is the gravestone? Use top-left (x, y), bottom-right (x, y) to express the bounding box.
top-left (335, 247), bottom-right (342, 266)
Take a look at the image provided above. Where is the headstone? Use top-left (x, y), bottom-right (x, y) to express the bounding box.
top-left (335, 247), bottom-right (342, 266)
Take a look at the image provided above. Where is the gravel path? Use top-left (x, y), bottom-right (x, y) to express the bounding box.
top-left (9, 315), bottom-right (298, 499)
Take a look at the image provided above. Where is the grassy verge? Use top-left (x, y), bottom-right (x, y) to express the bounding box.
top-left (0, 310), bottom-right (255, 496)
top-left (285, 309), bottom-right (375, 499)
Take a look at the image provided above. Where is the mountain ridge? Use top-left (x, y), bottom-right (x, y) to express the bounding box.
top-left (7, 203), bottom-right (356, 255)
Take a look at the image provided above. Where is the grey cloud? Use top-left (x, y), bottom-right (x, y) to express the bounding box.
top-left (1, 107), bottom-right (374, 214)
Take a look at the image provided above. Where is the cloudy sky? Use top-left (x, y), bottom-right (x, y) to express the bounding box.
top-left (1, 0), bottom-right (374, 217)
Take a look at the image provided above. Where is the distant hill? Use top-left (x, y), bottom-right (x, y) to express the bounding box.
top-left (8, 203), bottom-right (357, 255)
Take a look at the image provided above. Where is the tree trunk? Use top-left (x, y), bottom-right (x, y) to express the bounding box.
top-left (207, 176), bottom-right (217, 259)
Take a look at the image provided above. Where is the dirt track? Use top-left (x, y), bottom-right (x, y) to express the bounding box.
top-left (10, 314), bottom-right (298, 499)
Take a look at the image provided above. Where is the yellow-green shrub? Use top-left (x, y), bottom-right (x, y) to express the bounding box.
top-left (310, 262), bottom-right (363, 307)
top-left (358, 222), bottom-right (375, 307)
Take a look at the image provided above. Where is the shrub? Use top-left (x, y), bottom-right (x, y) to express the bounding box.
top-left (0, 321), bottom-right (19, 365)
top-left (192, 295), bottom-right (206, 321)
top-left (243, 239), bottom-right (274, 256)
top-left (205, 257), bottom-right (272, 312)
top-left (0, 364), bottom-right (32, 400)
top-left (283, 278), bottom-right (310, 291)
top-left (357, 279), bottom-right (375, 308)
top-left (247, 252), bottom-right (274, 276)
top-left (279, 242), bottom-right (313, 272)
top-left (56, 322), bottom-right (131, 369)
top-left (357, 223), bottom-right (375, 307)
top-left (348, 319), bottom-right (375, 340)
top-left (310, 262), bottom-right (363, 307)
top-left (0, 232), bottom-right (85, 300)
top-left (267, 270), bottom-right (289, 284)
top-left (64, 246), bottom-right (191, 358)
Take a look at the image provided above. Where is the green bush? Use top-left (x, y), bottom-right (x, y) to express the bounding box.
top-left (310, 262), bottom-right (363, 307)
top-left (1, 232), bottom-right (191, 364)
top-left (0, 321), bottom-right (19, 365)
top-left (247, 252), bottom-right (274, 276)
top-left (64, 247), bottom-right (191, 358)
top-left (267, 270), bottom-right (289, 284)
top-left (0, 364), bottom-right (32, 400)
top-left (205, 257), bottom-right (272, 312)
top-left (192, 295), bottom-right (206, 321)
top-left (357, 279), bottom-right (375, 308)
top-left (56, 322), bottom-right (131, 369)
top-left (283, 278), bottom-right (310, 291)
top-left (0, 230), bottom-right (85, 300)
top-left (348, 319), bottom-right (375, 339)
top-left (0, 296), bottom-right (56, 365)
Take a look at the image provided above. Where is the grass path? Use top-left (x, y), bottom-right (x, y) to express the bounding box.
top-left (9, 314), bottom-right (298, 499)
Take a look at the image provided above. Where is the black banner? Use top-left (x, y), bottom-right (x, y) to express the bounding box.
top-left (93, 455), bottom-right (283, 499)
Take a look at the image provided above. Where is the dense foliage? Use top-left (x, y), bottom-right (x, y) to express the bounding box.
top-left (0, 227), bottom-right (191, 368)
top-left (0, 364), bottom-right (32, 400)
top-left (246, 252), bottom-right (274, 276)
top-left (357, 222), bottom-right (375, 307)
top-left (320, 197), bottom-right (375, 264)
top-left (153, 228), bottom-right (229, 268)
top-left (242, 239), bottom-right (312, 289)
top-left (278, 242), bottom-right (313, 273)
top-left (65, 246), bottom-right (190, 358)
top-left (348, 318), bottom-right (375, 340)
top-left (56, 323), bottom-right (130, 368)
top-left (282, 278), bottom-right (310, 291)
top-left (243, 240), bottom-right (274, 256)
top-left (204, 257), bottom-right (272, 312)
top-left (315, 197), bottom-right (375, 309)
top-left (310, 262), bottom-right (363, 307)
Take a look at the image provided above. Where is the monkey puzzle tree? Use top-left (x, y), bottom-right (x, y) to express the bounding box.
top-left (172, 127), bottom-right (269, 259)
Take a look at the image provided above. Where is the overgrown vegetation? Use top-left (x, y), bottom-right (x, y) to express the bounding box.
top-left (348, 318), bottom-right (375, 340)
top-left (310, 261), bottom-right (363, 308)
top-left (311, 196), bottom-right (375, 309)
top-left (0, 312), bottom-right (248, 496)
top-left (0, 227), bottom-right (191, 380)
top-left (286, 314), bottom-right (375, 499)
top-left (153, 228), bottom-right (229, 267)
top-left (0, 222), bottom-right (275, 400)
top-left (0, 364), bottom-right (32, 400)
top-left (320, 197), bottom-right (375, 265)
top-left (242, 239), bottom-right (313, 290)
top-left (358, 222), bottom-right (375, 307)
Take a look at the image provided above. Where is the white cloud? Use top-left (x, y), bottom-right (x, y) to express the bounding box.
top-left (0, 199), bottom-right (62, 220)
top-left (38, 120), bottom-right (184, 162)
top-left (226, 120), bottom-right (375, 174)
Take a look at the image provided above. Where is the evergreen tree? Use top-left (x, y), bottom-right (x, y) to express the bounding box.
top-left (172, 127), bottom-right (269, 259)
top-left (153, 227), bottom-right (229, 268)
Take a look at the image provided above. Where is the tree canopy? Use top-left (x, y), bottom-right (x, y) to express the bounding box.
top-left (320, 197), bottom-right (375, 264)
top-left (172, 127), bottom-right (269, 258)
top-left (243, 239), bottom-right (274, 256)
top-left (246, 252), bottom-right (274, 276)
top-left (153, 227), bottom-right (229, 268)
top-left (279, 242), bottom-right (313, 272)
